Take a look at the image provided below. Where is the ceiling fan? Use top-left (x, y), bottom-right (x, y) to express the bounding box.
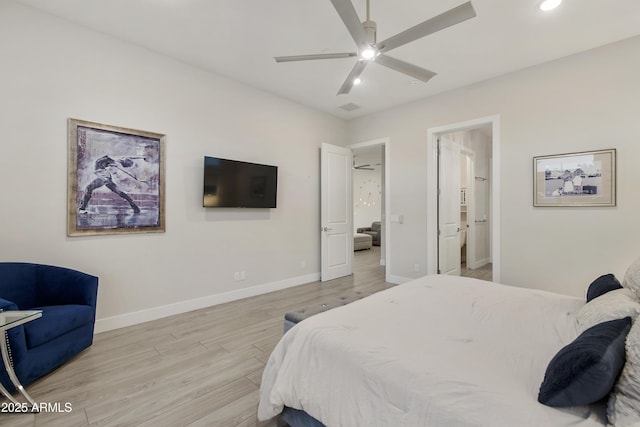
top-left (353, 162), bottom-right (374, 170)
top-left (275, 0), bottom-right (476, 95)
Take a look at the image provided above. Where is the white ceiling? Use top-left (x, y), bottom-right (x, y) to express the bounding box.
top-left (15, 0), bottom-right (640, 120)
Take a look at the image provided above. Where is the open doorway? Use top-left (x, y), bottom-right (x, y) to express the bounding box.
top-left (427, 116), bottom-right (501, 283)
top-left (348, 138), bottom-right (390, 282)
top-left (439, 128), bottom-right (492, 280)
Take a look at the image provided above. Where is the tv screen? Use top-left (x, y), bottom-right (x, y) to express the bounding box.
top-left (203, 156), bottom-right (278, 208)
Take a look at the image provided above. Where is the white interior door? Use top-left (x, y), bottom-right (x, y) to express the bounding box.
top-left (321, 143), bottom-right (353, 281)
top-left (438, 135), bottom-right (461, 275)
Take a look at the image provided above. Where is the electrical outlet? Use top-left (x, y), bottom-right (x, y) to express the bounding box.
top-left (300, 260), bottom-right (306, 270)
top-left (240, 271), bottom-right (246, 280)
top-left (234, 272), bottom-right (240, 281)
top-left (414, 263), bottom-right (420, 273)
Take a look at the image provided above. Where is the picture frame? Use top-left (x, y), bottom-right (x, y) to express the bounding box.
top-left (67, 118), bottom-right (166, 236)
top-left (533, 148), bottom-right (616, 207)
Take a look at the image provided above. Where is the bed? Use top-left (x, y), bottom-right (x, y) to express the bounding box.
top-left (258, 268), bottom-right (640, 427)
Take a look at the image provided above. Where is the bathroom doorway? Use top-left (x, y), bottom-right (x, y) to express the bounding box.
top-left (459, 137), bottom-right (492, 280)
top-left (427, 116), bottom-right (500, 282)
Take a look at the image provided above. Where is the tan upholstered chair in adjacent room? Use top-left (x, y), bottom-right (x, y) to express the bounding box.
top-left (357, 221), bottom-right (381, 246)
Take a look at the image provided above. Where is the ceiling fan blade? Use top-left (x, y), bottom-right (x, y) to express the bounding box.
top-left (337, 60), bottom-right (368, 95)
top-left (376, 54), bottom-right (436, 82)
top-left (376, 2), bottom-right (476, 53)
top-left (329, 0), bottom-right (368, 48)
top-left (274, 52), bottom-right (357, 63)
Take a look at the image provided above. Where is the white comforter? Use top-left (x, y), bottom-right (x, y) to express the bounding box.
top-left (258, 275), bottom-right (608, 426)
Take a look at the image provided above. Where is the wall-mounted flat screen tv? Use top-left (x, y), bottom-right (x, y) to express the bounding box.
top-left (203, 156), bottom-right (278, 208)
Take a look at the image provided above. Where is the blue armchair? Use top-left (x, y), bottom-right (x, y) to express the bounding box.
top-left (0, 263), bottom-right (98, 391)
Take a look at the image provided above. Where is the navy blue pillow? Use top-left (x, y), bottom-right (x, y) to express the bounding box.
top-left (538, 317), bottom-right (632, 407)
top-left (586, 274), bottom-right (622, 302)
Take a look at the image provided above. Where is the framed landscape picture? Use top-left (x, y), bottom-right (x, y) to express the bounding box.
top-left (67, 118), bottom-right (166, 236)
top-left (533, 149), bottom-right (616, 207)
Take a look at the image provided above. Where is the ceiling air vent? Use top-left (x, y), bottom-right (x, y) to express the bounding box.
top-left (339, 103), bottom-right (361, 112)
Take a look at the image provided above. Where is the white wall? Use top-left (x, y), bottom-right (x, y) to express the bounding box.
top-left (347, 35), bottom-right (640, 297)
top-left (0, 2), bottom-right (347, 331)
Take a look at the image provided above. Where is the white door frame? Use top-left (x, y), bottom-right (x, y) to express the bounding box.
top-left (347, 137), bottom-right (391, 283)
top-left (427, 115), bottom-right (501, 282)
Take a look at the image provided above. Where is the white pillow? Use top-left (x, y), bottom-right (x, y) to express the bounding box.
top-left (576, 288), bottom-right (640, 333)
top-left (623, 256), bottom-right (640, 300)
top-left (607, 318), bottom-right (640, 426)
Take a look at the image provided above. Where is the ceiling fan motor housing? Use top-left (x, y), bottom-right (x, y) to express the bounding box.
top-left (363, 20), bottom-right (377, 44)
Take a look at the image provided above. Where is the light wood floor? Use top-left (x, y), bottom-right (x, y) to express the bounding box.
top-left (461, 262), bottom-right (493, 281)
top-left (1, 247), bottom-right (389, 427)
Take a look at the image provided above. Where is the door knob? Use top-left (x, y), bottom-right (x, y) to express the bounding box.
top-left (321, 226), bottom-right (333, 232)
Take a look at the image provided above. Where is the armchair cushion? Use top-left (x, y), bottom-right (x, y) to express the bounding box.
top-left (24, 305), bottom-right (95, 349)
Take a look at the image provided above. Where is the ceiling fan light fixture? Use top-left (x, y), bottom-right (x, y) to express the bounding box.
top-left (540, 0), bottom-right (562, 11)
top-left (359, 46), bottom-right (378, 61)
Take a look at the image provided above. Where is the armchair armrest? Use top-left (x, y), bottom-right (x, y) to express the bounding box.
top-left (0, 297), bottom-right (18, 312)
top-left (357, 227), bottom-right (372, 233)
top-left (34, 265), bottom-right (98, 310)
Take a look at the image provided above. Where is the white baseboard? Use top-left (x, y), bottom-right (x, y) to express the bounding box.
top-left (94, 272), bottom-right (321, 333)
top-left (386, 274), bottom-right (413, 285)
top-left (469, 258), bottom-right (490, 270)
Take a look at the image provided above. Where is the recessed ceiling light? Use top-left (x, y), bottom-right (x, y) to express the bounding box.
top-left (353, 78), bottom-right (362, 86)
top-left (540, 0), bottom-right (562, 11)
